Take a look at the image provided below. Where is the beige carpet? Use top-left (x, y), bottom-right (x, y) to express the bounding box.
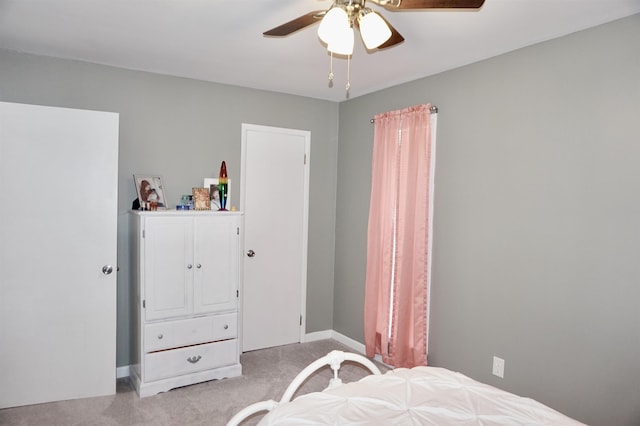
top-left (0, 339), bottom-right (387, 426)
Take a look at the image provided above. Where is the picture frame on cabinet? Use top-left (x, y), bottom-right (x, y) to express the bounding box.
top-left (204, 178), bottom-right (231, 210)
top-left (134, 175), bottom-right (168, 209)
top-left (192, 187), bottom-right (211, 210)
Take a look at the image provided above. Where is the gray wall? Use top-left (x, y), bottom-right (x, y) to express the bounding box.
top-left (0, 50), bottom-right (340, 368)
top-left (334, 14), bottom-right (640, 426)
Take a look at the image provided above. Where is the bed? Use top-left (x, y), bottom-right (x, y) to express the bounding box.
top-left (227, 350), bottom-right (585, 425)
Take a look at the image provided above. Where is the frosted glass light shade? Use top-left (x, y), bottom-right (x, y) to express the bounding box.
top-left (318, 6), bottom-right (349, 45)
top-left (358, 10), bottom-right (391, 49)
top-left (328, 26), bottom-right (354, 55)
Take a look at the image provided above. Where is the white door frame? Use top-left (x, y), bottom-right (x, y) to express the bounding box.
top-left (240, 123), bottom-right (310, 348)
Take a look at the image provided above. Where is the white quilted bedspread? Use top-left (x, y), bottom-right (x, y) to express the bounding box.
top-left (258, 366), bottom-right (585, 425)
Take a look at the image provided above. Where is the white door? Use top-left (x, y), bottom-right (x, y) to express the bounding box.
top-left (0, 102), bottom-right (119, 408)
top-left (240, 124), bottom-right (310, 352)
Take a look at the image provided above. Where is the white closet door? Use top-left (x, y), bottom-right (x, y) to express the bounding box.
top-left (240, 124), bottom-right (310, 352)
top-left (0, 102), bottom-right (119, 408)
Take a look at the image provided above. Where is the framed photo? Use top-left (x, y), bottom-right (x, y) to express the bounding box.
top-left (204, 178), bottom-right (231, 210)
top-left (134, 175), bottom-right (168, 209)
top-left (192, 187), bottom-right (210, 210)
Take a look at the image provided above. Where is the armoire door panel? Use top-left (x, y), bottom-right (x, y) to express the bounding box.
top-left (144, 217), bottom-right (193, 320)
top-left (194, 216), bottom-right (239, 314)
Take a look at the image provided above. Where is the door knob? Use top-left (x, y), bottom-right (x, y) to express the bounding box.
top-left (247, 250), bottom-right (256, 257)
top-left (102, 265), bottom-right (114, 275)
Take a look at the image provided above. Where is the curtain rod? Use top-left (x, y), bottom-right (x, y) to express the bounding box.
top-left (369, 105), bottom-right (438, 123)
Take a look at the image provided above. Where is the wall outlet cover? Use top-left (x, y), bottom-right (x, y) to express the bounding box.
top-left (492, 356), bottom-right (505, 378)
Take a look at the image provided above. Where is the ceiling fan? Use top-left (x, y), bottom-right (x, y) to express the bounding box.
top-left (264, 0), bottom-right (486, 51)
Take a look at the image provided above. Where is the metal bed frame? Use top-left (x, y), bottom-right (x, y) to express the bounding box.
top-left (227, 350), bottom-right (382, 426)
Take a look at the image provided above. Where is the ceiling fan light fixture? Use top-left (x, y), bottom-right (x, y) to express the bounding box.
top-left (317, 6), bottom-right (350, 45)
top-left (327, 26), bottom-right (355, 55)
top-left (264, 0), bottom-right (487, 95)
top-left (358, 9), bottom-right (392, 50)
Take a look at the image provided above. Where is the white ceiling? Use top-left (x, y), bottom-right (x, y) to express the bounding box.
top-left (1, 0), bottom-right (639, 102)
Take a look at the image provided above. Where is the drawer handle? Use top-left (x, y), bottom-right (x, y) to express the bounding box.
top-left (223, 324), bottom-right (229, 330)
top-left (187, 355), bottom-right (202, 364)
top-left (157, 334), bottom-right (164, 340)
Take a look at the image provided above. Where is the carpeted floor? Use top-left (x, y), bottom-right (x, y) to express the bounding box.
top-left (0, 339), bottom-right (387, 426)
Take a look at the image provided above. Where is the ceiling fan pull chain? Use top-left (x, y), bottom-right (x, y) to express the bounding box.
top-left (346, 55), bottom-right (351, 93)
top-left (328, 51), bottom-right (334, 84)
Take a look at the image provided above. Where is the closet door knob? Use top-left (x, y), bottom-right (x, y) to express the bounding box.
top-left (247, 250), bottom-right (256, 257)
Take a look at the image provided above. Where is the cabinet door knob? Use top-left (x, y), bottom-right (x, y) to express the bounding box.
top-left (223, 324), bottom-right (229, 330)
top-left (157, 334), bottom-right (163, 340)
top-left (187, 264), bottom-right (193, 269)
top-left (196, 263), bottom-right (202, 269)
top-left (247, 249), bottom-right (256, 257)
top-left (187, 355), bottom-right (202, 364)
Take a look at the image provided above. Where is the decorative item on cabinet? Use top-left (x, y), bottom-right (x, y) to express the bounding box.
top-left (192, 187), bottom-right (211, 210)
top-left (178, 194), bottom-right (194, 210)
top-left (203, 177), bottom-right (231, 211)
top-left (218, 161), bottom-right (229, 211)
top-left (134, 174), bottom-right (167, 210)
top-left (129, 210), bottom-right (243, 397)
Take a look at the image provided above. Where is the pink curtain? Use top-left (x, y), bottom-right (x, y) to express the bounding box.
top-left (364, 104), bottom-right (433, 368)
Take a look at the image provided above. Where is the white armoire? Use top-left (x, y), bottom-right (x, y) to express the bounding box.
top-left (129, 210), bottom-right (243, 397)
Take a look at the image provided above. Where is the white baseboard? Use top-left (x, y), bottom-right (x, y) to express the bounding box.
top-left (116, 365), bottom-right (130, 379)
top-left (304, 330), bottom-right (389, 367)
top-left (329, 331), bottom-right (366, 354)
top-left (304, 329), bottom-right (366, 355)
top-left (303, 330), bottom-right (333, 342)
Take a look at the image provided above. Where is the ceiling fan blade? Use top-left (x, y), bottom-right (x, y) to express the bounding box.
top-left (376, 0), bottom-right (485, 10)
top-left (377, 16), bottom-right (405, 49)
top-left (263, 10), bottom-right (326, 36)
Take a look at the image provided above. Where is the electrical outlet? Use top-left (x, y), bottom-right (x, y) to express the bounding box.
top-left (492, 356), bottom-right (505, 378)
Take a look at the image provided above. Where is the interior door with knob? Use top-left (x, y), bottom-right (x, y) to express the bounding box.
top-left (0, 102), bottom-right (119, 408)
top-left (240, 124), bottom-right (310, 352)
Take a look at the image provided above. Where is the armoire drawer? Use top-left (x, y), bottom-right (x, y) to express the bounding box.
top-left (144, 313), bottom-right (237, 353)
top-left (144, 339), bottom-right (238, 382)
